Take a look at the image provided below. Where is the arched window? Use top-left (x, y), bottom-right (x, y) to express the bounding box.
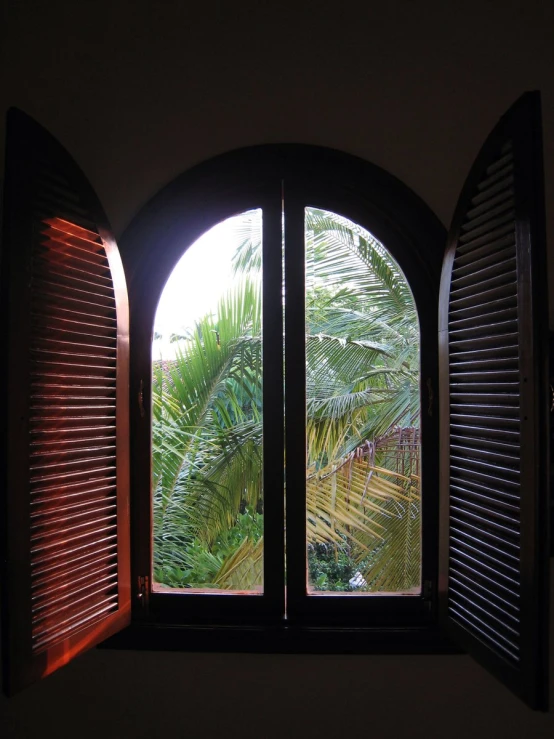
top-left (1, 96), bottom-right (549, 709)
top-left (122, 145), bottom-right (444, 628)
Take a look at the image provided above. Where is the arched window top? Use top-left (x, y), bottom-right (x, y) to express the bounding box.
top-left (120, 144), bottom-right (446, 314)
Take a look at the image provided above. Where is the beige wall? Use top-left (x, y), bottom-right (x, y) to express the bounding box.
top-left (1, 0), bottom-right (553, 735)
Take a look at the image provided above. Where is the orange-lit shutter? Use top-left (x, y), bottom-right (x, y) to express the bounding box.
top-left (439, 92), bottom-right (549, 709)
top-left (1, 110), bottom-right (131, 694)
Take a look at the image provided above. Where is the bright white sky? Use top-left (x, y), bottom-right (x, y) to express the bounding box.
top-left (153, 211), bottom-right (260, 360)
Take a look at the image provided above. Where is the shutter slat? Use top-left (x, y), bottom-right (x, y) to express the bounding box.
top-left (31, 524), bottom-right (118, 558)
top-left (33, 591), bottom-right (117, 651)
top-left (453, 246), bottom-right (515, 283)
top-left (31, 397), bottom-right (116, 408)
top-left (449, 516), bottom-right (520, 553)
top-left (448, 295), bottom-right (517, 323)
top-left (476, 162), bottom-right (514, 192)
top-left (450, 333), bottom-right (518, 353)
top-left (471, 173), bottom-right (514, 206)
top-left (456, 221), bottom-right (514, 256)
top-left (450, 434), bottom-right (519, 455)
top-left (450, 527), bottom-right (519, 564)
top-left (449, 553), bottom-right (519, 597)
top-left (31, 314), bottom-right (117, 339)
top-left (460, 197), bottom-right (515, 235)
top-left (450, 586), bottom-right (519, 638)
top-left (30, 405), bottom-right (116, 417)
top-left (31, 433), bottom-right (116, 449)
top-left (450, 402), bottom-right (519, 417)
top-left (32, 597), bottom-right (119, 652)
top-left (31, 540), bottom-right (118, 579)
top-left (451, 495), bottom-right (520, 525)
top-left (31, 443), bottom-right (116, 462)
top-left (449, 320), bottom-right (518, 341)
top-left (41, 216), bottom-right (103, 243)
top-left (454, 238), bottom-right (515, 277)
top-left (451, 476), bottom-right (520, 503)
top-left (451, 487), bottom-right (519, 515)
top-left (32, 279), bottom-right (116, 311)
top-left (31, 498), bottom-right (117, 524)
top-left (33, 574), bottom-right (119, 619)
top-left (30, 469), bottom-right (116, 495)
top-left (32, 306), bottom-right (117, 331)
top-left (449, 605), bottom-right (519, 663)
top-left (450, 370), bottom-right (519, 385)
top-left (449, 358), bottom-right (519, 373)
top-left (465, 187), bottom-right (515, 222)
top-left (450, 441), bottom-right (519, 466)
top-left (484, 150), bottom-right (513, 176)
top-left (31, 362), bottom-right (117, 378)
top-left (32, 341), bottom-right (117, 357)
top-left (32, 552), bottom-right (117, 593)
top-left (450, 391), bottom-right (519, 405)
top-left (33, 266), bottom-right (116, 300)
top-left (35, 247), bottom-right (112, 278)
top-left (30, 455), bottom-right (116, 478)
top-left (31, 485), bottom-right (117, 511)
top-left (31, 516), bottom-right (118, 548)
top-left (450, 422), bottom-right (519, 442)
top-left (450, 506), bottom-right (519, 539)
top-left (450, 260), bottom-right (517, 298)
top-left (450, 584), bottom-right (519, 632)
top-left (31, 425), bottom-right (116, 440)
top-left (449, 571), bottom-right (519, 615)
top-left (451, 536), bottom-right (519, 576)
top-left (449, 281), bottom-right (516, 311)
top-left (459, 206), bottom-right (515, 244)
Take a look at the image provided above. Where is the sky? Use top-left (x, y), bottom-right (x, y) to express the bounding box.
top-left (152, 210), bottom-right (261, 360)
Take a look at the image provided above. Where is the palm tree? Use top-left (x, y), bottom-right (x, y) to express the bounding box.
top-left (152, 208), bottom-right (421, 592)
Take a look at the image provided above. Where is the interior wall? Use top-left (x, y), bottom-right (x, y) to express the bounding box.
top-left (1, 0), bottom-right (553, 735)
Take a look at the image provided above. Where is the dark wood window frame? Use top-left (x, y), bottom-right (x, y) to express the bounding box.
top-left (119, 145), bottom-right (445, 636)
top-left (1, 93), bottom-right (549, 710)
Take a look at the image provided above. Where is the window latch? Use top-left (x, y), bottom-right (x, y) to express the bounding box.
top-left (137, 575), bottom-right (150, 611)
top-left (423, 579), bottom-right (434, 614)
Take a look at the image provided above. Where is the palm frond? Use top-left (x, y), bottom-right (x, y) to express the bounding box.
top-left (213, 536), bottom-right (264, 590)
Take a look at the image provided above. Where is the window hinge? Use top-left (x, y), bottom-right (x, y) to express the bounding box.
top-left (138, 379), bottom-right (145, 418)
top-left (137, 574), bottom-right (150, 611)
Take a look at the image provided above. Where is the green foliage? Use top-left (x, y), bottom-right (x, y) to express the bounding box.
top-left (152, 208), bottom-right (421, 593)
top-left (154, 509), bottom-right (263, 588)
top-left (308, 543), bottom-right (357, 592)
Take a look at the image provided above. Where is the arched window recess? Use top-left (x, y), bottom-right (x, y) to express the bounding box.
top-left (1, 96), bottom-right (549, 710)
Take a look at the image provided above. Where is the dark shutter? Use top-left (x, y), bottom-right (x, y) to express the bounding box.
top-left (439, 93), bottom-right (549, 709)
top-left (1, 110), bottom-right (131, 695)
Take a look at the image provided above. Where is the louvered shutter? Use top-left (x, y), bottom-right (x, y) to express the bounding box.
top-left (439, 92), bottom-right (549, 709)
top-left (1, 110), bottom-right (131, 695)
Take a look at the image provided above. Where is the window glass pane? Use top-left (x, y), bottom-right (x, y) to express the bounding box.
top-left (152, 210), bottom-right (264, 593)
top-left (305, 208), bottom-right (421, 595)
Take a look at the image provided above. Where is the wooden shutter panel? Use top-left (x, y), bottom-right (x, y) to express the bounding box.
top-left (439, 92), bottom-right (549, 709)
top-left (1, 109), bottom-right (131, 695)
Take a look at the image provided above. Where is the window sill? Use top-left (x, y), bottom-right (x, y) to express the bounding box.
top-left (100, 622), bottom-right (463, 655)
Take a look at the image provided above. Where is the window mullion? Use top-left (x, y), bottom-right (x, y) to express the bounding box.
top-left (283, 182), bottom-right (307, 621)
top-left (262, 181), bottom-right (286, 617)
